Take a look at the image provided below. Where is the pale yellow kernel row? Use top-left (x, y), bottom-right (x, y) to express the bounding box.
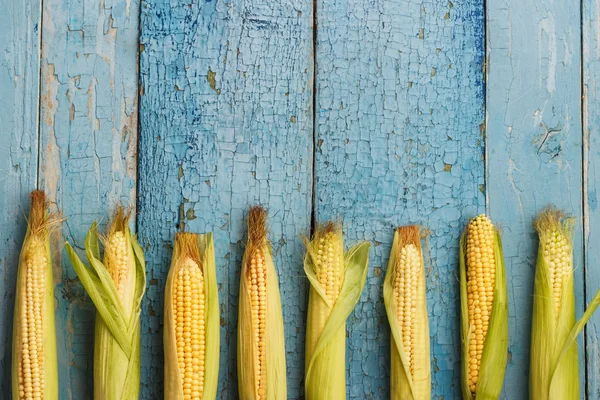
top-left (543, 229), bottom-right (571, 319)
top-left (315, 232), bottom-right (342, 304)
top-left (393, 243), bottom-right (420, 376)
top-left (106, 232), bottom-right (129, 294)
top-left (18, 239), bottom-right (47, 400)
top-left (248, 250), bottom-right (267, 399)
top-left (466, 215), bottom-right (495, 394)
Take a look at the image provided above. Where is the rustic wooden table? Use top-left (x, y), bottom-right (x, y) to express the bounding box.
top-left (1, 0), bottom-right (599, 398)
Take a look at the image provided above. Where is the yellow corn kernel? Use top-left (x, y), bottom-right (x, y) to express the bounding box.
top-left (306, 223), bottom-right (344, 362)
top-left (238, 206), bottom-right (286, 400)
top-left (459, 215), bottom-right (507, 400)
top-left (465, 215), bottom-right (496, 393)
top-left (248, 248), bottom-right (267, 397)
top-left (316, 225), bottom-right (344, 304)
top-left (384, 226), bottom-right (430, 400)
top-left (164, 232), bottom-right (219, 400)
top-left (304, 223), bottom-right (370, 400)
top-left (12, 190), bottom-right (58, 400)
top-left (176, 258), bottom-right (205, 399)
top-left (540, 226), bottom-right (571, 321)
top-left (395, 243), bottom-right (419, 374)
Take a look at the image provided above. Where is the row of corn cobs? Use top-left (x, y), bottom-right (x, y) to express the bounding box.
top-left (11, 190), bottom-right (600, 400)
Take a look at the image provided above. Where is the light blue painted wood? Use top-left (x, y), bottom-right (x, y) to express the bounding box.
top-left (583, 0), bottom-right (600, 397)
top-left (138, 0), bottom-right (313, 398)
top-left (38, 0), bottom-right (139, 397)
top-left (0, 0), bottom-right (596, 397)
top-left (314, 0), bottom-right (485, 398)
top-left (0, 0), bottom-right (41, 394)
top-left (487, 1), bottom-right (585, 398)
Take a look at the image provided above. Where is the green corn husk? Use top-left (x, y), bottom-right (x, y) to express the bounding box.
top-left (530, 207), bottom-right (600, 400)
top-left (164, 232), bottom-right (220, 400)
top-left (459, 215), bottom-right (508, 400)
top-left (384, 226), bottom-right (430, 400)
top-left (65, 207), bottom-right (145, 400)
top-left (237, 206), bottom-right (287, 400)
top-left (12, 190), bottom-right (58, 400)
top-left (304, 223), bottom-right (370, 400)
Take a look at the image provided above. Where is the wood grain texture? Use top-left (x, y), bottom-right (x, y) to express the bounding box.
top-left (314, 0), bottom-right (485, 398)
top-left (0, 1), bottom-right (598, 398)
top-left (0, 0), bottom-right (41, 394)
top-left (138, 0), bottom-right (313, 398)
top-left (38, 0), bottom-right (139, 397)
top-left (584, 0), bottom-right (600, 397)
top-left (487, 0), bottom-right (585, 398)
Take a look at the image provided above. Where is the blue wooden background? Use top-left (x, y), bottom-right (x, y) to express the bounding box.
top-left (0, 0), bottom-right (598, 398)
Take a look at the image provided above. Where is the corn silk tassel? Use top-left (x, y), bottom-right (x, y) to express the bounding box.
top-left (164, 232), bottom-right (219, 400)
top-left (65, 207), bottom-right (145, 400)
top-left (12, 190), bottom-right (58, 400)
top-left (530, 207), bottom-right (600, 400)
top-left (304, 222), bottom-right (370, 400)
top-left (459, 215), bottom-right (508, 400)
top-left (237, 206), bottom-right (287, 400)
top-left (383, 226), bottom-right (430, 400)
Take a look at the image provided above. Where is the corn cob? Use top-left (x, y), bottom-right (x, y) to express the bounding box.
top-left (304, 223), bottom-right (370, 400)
top-left (459, 215), bottom-right (508, 400)
top-left (12, 190), bottom-right (58, 400)
top-left (164, 232), bottom-right (219, 400)
top-left (530, 207), bottom-right (600, 400)
top-left (383, 226), bottom-right (430, 400)
top-left (237, 206), bottom-right (286, 400)
top-left (65, 207), bottom-right (145, 400)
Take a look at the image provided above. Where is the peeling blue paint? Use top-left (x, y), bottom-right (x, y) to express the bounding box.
top-left (1, 0), bottom-right (600, 398)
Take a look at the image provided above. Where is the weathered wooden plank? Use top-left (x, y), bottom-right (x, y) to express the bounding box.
top-left (314, 0), bottom-right (485, 397)
top-left (487, 1), bottom-right (584, 398)
top-left (38, 0), bottom-right (139, 397)
top-left (138, 0), bottom-right (313, 397)
top-left (583, 0), bottom-right (600, 397)
top-left (0, 0), bottom-right (41, 394)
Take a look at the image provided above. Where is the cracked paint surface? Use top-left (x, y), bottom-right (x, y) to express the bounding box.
top-left (314, 0), bottom-right (485, 398)
top-left (38, 0), bottom-right (139, 398)
top-left (487, 0), bottom-right (585, 398)
top-left (138, 0), bottom-right (313, 398)
top-left (583, 0), bottom-right (600, 397)
top-left (1, 0), bottom-right (600, 398)
top-left (0, 0), bottom-right (41, 394)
